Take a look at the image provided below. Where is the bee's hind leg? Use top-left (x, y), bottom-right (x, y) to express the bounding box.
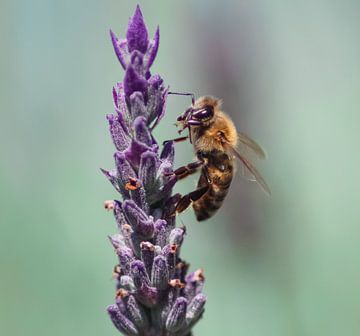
top-left (176, 183), bottom-right (210, 214)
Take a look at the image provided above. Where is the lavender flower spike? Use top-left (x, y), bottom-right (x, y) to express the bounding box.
top-left (102, 5), bottom-right (206, 336)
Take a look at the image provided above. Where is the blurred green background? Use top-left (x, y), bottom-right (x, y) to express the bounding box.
top-left (1, 1), bottom-right (360, 335)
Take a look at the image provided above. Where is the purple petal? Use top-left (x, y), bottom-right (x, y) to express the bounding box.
top-left (160, 140), bottom-right (175, 163)
top-left (154, 219), bottom-right (168, 248)
top-left (165, 297), bottom-right (187, 332)
top-left (122, 200), bottom-right (154, 238)
top-left (146, 75), bottom-right (165, 125)
top-left (135, 283), bottom-right (160, 308)
top-left (125, 294), bottom-right (149, 330)
top-left (184, 269), bottom-right (205, 301)
top-left (108, 234), bottom-right (125, 250)
top-left (130, 50), bottom-right (145, 76)
top-left (124, 139), bottom-right (152, 168)
top-left (126, 5), bottom-right (148, 53)
top-left (151, 255), bottom-right (169, 290)
top-left (107, 304), bottom-right (139, 336)
top-left (130, 50), bottom-right (144, 66)
top-left (100, 168), bottom-right (121, 194)
top-left (130, 231), bottom-right (144, 257)
top-left (150, 87), bottom-right (168, 130)
top-left (133, 187), bottom-right (149, 215)
top-left (114, 152), bottom-right (137, 197)
top-left (169, 228), bottom-right (185, 247)
top-left (109, 30), bottom-right (129, 69)
top-left (115, 298), bottom-right (127, 314)
top-left (129, 91), bottom-right (147, 119)
top-left (186, 293), bottom-right (207, 323)
top-left (130, 260), bottom-right (151, 288)
top-left (161, 244), bottom-right (177, 278)
top-left (157, 158), bottom-right (172, 177)
top-left (148, 74), bottom-right (163, 88)
top-left (116, 246), bottom-right (135, 275)
top-left (124, 65), bottom-right (148, 99)
top-left (140, 241), bottom-right (155, 276)
top-left (107, 114), bottom-right (130, 151)
top-left (119, 275), bottom-right (135, 291)
top-left (139, 151), bottom-right (158, 191)
top-left (134, 116), bottom-right (152, 146)
top-left (144, 26), bottom-right (160, 69)
top-left (112, 86), bottom-right (118, 108)
top-left (113, 200), bottom-right (127, 230)
top-left (114, 82), bottom-right (130, 124)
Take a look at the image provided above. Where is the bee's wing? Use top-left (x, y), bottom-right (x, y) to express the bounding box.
top-left (238, 132), bottom-right (266, 159)
top-left (224, 142), bottom-right (271, 196)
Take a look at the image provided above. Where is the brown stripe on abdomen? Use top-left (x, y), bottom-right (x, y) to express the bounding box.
top-left (192, 173), bottom-right (233, 221)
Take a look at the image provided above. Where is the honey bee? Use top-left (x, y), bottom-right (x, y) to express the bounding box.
top-left (166, 93), bottom-right (270, 221)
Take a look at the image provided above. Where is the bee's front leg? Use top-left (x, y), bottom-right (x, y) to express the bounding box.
top-left (162, 136), bottom-right (189, 146)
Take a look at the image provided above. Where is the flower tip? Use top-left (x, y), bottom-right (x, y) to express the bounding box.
top-left (107, 304), bottom-right (118, 315)
top-left (100, 167), bottom-right (112, 178)
top-left (134, 4), bottom-right (143, 19)
top-left (106, 113), bottom-right (115, 123)
top-left (127, 5), bottom-right (148, 53)
top-left (108, 235), bottom-right (119, 248)
top-left (109, 28), bottom-right (117, 40)
top-left (153, 25), bottom-right (160, 49)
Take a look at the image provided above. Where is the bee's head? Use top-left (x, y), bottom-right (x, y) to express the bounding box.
top-left (176, 95), bottom-right (221, 132)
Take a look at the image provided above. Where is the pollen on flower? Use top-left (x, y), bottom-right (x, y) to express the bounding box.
top-left (122, 224), bottom-right (132, 234)
top-left (125, 177), bottom-right (141, 191)
top-left (140, 241), bottom-right (155, 251)
top-left (170, 244), bottom-right (178, 253)
top-left (169, 279), bottom-right (185, 289)
top-left (194, 268), bottom-right (205, 281)
top-left (115, 288), bottom-right (129, 299)
top-left (104, 200), bottom-right (115, 210)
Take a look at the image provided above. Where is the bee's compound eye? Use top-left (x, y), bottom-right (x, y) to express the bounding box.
top-left (177, 107), bottom-right (192, 121)
top-left (192, 106), bottom-right (214, 120)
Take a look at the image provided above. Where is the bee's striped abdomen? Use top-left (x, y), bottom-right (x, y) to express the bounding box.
top-left (192, 152), bottom-right (234, 221)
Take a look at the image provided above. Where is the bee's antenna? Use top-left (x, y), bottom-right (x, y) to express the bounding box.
top-left (168, 92), bottom-right (195, 106)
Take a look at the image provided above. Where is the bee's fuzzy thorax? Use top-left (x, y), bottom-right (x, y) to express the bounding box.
top-left (194, 96), bottom-right (222, 109)
top-left (191, 108), bottom-right (238, 154)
